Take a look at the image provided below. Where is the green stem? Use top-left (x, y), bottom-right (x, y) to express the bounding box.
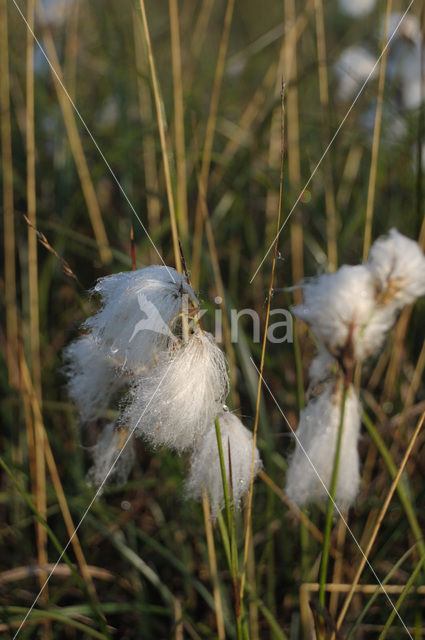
top-left (318, 383), bottom-right (349, 608)
top-left (214, 415), bottom-right (244, 638)
top-left (362, 412), bottom-right (425, 561)
top-left (378, 553), bottom-right (425, 639)
top-left (215, 415), bottom-right (232, 534)
top-left (347, 543), bottom-right (419, 639)
top-left (217, 512), bottom-right (231, 568)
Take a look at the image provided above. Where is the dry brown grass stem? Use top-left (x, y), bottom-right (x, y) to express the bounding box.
top-left (240, 86), bottom-right (285, 600)
top-left (336, 145), bottom-right (363, 211)
top-left (197, 175), bottom-right (238, 404)
top-left (183, 0), bottom-right (215, 95)
top-left (63, 0), bottom-right (80, 100)
top-left (37, 6), bottom-right (112, 264)
top-left (191, 0), bottom-right (236, 289)
top-left (246, 521), bottom-right (259, 640)
top-left (403, 337), bottom-right (425, 411)
top-left (314, 0), bottom-right (338, 271)
top-left (1, 0), bottom-right (19, 388)
top-left (20, 353), bottom-right (100, 605)
top-left (169, 0), bottom-right (189, 240)
top-left (284, 0), bottom-right (304, 303)
top-left (138, 0), bottom-right (182, 273)
top-left (25, 2), bottom-right (49, 621)
top-left (329, 518), bottom-right (348, 618)
top-left (362, 0), bottom-right (392, 261)
top-left (23, 214), bottom-right (81, 285)
top-left (173, 599), bottom-right (184, 640)
top-left (20, 343), bottom-right (49, 620)
top-left (190, 0), bottom-right (214, 69)
top-left (0, 563), bottom-right (128, 586)
top-left (382, 308), bottom-right (409, 401)
top-left (201, 490), bottom-right (226, 640)
top-left (132, 6), bottom-right (161, 264)
top-left (26, 0), bottom-right (41, 400)
top-left (335, 408), bottom-right (425, 634)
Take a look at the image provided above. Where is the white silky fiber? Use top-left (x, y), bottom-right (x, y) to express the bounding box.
top-left (86, 423), bottom-right (136, 490)
top-left (85, 265), bottom-right (199, 373)
top-left (63, 334), bottom-right (127, 423)
top-left (120, 329), bottom-right (229, 452)
top-left (285, 381), bottom-right (361, 511)
top-left (185, 411), bottom-right (262, 514)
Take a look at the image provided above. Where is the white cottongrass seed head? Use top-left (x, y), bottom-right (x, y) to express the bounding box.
top-left (335, 45), bottom-right (377, 102)
top-left (285, 381), bottom-right (361, 510)
top-left (337, 0), bottom-right (377, 18)
top-left (120, 329), bottom-right (230, 452)
top-left (293, 229), bottom-right (425, 363)
top-left (86, 423), bottom-right (136, 490)
top-left (308, 347), bottom-right (338, 391)
top-left (63, 334), bottom-right (127, 423)
top-left (292, 264), bottom-right (380, 360)
top-left (85, 265), bottom-right (199, 373)
top-left (366, 228), bottom-right (425, 308)
top-left (185, 411), bottom-right (262, 513)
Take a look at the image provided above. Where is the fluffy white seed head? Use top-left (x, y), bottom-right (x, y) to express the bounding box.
top-left (367, 229), bottom-right (425, 308)
top-left (385, 12), bottom-right (420, 44)
top-left (63, 334), bottom-right (127, 423)
top-left (335, 46), bottom-right (377, 102)
top-left (293, 231), bottom-right (425, 362)
top-left (185, 411), bottom-right (262, 513)
top-left (285, 381), bottom-right (361, 510)
top-left (86, 266), bottom-right (199, 373)
top-left (120, 329), bottom-right (230, 452)
top-left (308, 348), bottom-right (338, 394)
top-left (292, 265), bottom-right (380, 360)
top-left (86, 423), bottom-right (136, 490)
top-left (337, 0), bottom-right (377, 18)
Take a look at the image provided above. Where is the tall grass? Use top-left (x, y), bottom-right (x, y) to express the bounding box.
top-left (1, 0), bottom-right (425, 638)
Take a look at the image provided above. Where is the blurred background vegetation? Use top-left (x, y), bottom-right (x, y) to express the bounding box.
top-left (1, 0), bottom-right (425, 637)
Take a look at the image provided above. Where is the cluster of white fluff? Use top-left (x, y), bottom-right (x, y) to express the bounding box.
top-left (334, 12), bottom-right (423, 115)
top-left (185, 411), bottom-right (262, 513)
top-left (334, 46), bottom-right (378, 103)
top-left (86, 423), bottom-right (136, 490)
top-left (121, 329), bottom-right (229, 452)
top-left (65, 264), bottom-right (261, 511)
top-left (337, 0), bottom-right (376, 18)
top-left (64, 265), bottom-right (199, 425)
top-left (286, 382), bottom-right (361, 510)
top-left (286, 229), bottom-right (425, 509)
top-left (293, 230), bottom-right (425, 363)
top-left (367, 229), bottom-right (425, 307)
top-left (63, 334), bottom-right (127, 422)
top-left (85, 266), bottom-right (198, 373)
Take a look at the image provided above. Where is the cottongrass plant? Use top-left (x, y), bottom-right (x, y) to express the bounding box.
top-left (185, 410), bottom-right (262, 513)
top-left (64, 263), bottom-right (261, 511)
top-left (84, 265), bottom-right (199, 373)
top-left (286, 229), bottom-right (425, 508)
top-left (86, 422), bottom-right (136, 490)
top-left (63, 333), bottom-right (127, 423)
top-left (285, 378), bottom-right (361, 510)
top-left (121, 328), bottom-right (229, 452)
